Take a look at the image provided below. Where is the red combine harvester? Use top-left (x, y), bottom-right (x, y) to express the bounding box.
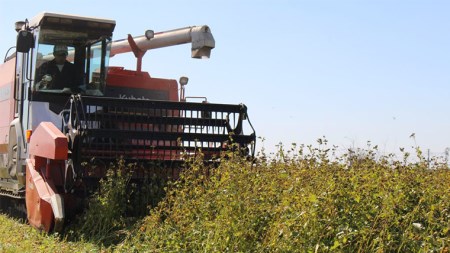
top-left (0, 12), bottom-right (255, 232)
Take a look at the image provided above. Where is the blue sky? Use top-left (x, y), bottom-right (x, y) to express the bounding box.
top-left (1, 0), bottom-right (449, 156)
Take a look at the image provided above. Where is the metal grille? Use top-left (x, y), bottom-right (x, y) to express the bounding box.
top-left (67, 95), bottom-right (255, 164)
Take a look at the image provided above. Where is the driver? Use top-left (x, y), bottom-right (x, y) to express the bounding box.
top-left (35, 44), bottom-right (77, 90)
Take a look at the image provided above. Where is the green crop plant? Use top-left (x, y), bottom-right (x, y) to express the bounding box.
top-left (118, 141), bottom-right (450, 253)
top-left (65, 159), bottom-right (167, 247)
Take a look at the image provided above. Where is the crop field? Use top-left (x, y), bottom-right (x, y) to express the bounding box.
top-left (0, 141), bottom-right (449, 252)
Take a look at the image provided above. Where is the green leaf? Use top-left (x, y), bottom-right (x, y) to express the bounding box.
top-left (308, 194), bottom-right (318, 203)
top-left (330, 240), bottom-right (340, 250)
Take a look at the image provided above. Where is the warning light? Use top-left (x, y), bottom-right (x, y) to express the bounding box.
top-left (26, 129), bottom-right (32, 143)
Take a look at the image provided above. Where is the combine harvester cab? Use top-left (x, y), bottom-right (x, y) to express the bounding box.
top-left (0, 12), bottom-right (255, 232)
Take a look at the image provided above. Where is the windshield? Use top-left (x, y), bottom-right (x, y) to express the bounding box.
top-left (32, 27), bottom-right (111, 98)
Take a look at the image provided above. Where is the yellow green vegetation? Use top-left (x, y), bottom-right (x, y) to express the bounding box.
top-left (119, 142), bottom-right (450, 252)
top-left (1, 141), bottom-right (449, 252)
top-left (0, 214), bottom-right (99, 252)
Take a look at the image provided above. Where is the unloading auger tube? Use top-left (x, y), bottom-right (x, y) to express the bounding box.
top-left (63, 94), bottom-right (256, 177)
top-left (109, 25), bottom-right (215, 59)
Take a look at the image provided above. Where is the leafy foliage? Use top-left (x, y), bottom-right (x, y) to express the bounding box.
top-left (0, 214), bottom-right (99, 252)
top-left (119, 142), bottom-right (450, 252)
top-left (65, 159), bottom-right (167, 247)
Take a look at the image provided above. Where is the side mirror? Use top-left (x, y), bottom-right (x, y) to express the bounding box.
top-left (16, 31), bottom-right (34, 53)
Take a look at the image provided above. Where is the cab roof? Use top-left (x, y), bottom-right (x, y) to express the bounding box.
top-left (29, 12), bottom-right (116, 35)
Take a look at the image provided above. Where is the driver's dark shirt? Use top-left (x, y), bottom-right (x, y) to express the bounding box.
top-left (36, 60), bottom-right (77, 90)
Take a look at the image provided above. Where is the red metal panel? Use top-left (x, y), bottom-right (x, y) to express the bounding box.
top-left (26, 158), bottom-right (55, 232)
top-left (0, 59), bottom-right (16, 146)
top-left (29, 122), bottom-right (68, 160)
top-left (0, 144), bottom-right (7, 153)
top-left (107, 67), bottom-right (179, 101)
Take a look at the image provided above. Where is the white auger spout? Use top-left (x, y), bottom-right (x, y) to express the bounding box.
top-left (110, 25), bottom-right (215, 59)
